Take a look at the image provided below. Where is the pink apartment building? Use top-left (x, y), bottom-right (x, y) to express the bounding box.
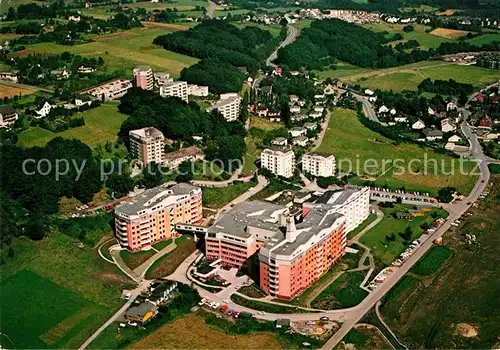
top-left (115, 183), bottom-right (202, 251)
top-left (133, 66), bottom-right (154, 90)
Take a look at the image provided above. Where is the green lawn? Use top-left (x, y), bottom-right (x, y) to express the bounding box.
top-left (234, 22), bottom-right (283, 38)
top-left (410, 245), bottom-right (451, 276)
top-left (360, 204), bottom-right (448, 265)
top-left (363, 22), bottom-right (450, 49)
top-left (18, 102), bottom-right (127, 148)
top-left (27, 27), bottom-right (198, 77)
top-left (120, 249), bottom-right (156, 270)
top-left (202, 181), bottom-right (256, 209)
top-left (311, 271), bottom-right (368, 309)
top-left (316, 108), bottom-right (478, 196)
top-left (347, 213), bottom-right (377, 240)
top-left (316, 61), bottom-right (374, 80)
top-left (0, 231), bottom-right (133, 349)
top-left (466, 32), bottom-right (500, 45)
top-left (354, 63), bottom-right (500, 92)
top-left (145, 236), bottom-right (196, 279)
top-left (231, 294), bottom-right (310, 313)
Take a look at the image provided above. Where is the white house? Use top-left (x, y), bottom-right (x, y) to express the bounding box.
top-left (75, 95), bottom-right (92, 107)
top-left (34, 101), bottom-right (52, 118)
top-left (364, 89), bottom-right (374, 96)
top-left (303, 122), bottom-right (317, 130)
top-left (271, 137), bottom-right (287, 146)
top-left (448, 135), bottom-right (462, 143)
top-left (313, 105), bottom-right (324, 113)
top-left (292, 136), bottom-right (309, 147)
top-left (289, 95), bottom-right (299, 103)
top-left (441, 119), bottom-right (456, 133)
top-left (290, 105), bottom-right (301, 114)
top-left (428, 106), bottom-right (435, 115)
top-left (289, 127), bottom-right (307, 137)
top-left (390, 108), bottom-right (397, 115)
top-left (324, 84), bottom-right (336, 95)
top-left (412, 119), bottom-right (426, 130)
top-left (378, 105), bottom-right (389, 114)
top-left (68, 15), bottom-right (81, 22)
top-left (446, 100), bottom-right (458, 111)
top-left (309, 112), bottom-right (323, 119)
top-left (297, 100), bottom-right (306, 107)
top-left (368, 96), bottom-right (378, 102)
top-left (423, 128), bottom-right (443, 141)
top-left (394, 116), bottom-right (408, 123)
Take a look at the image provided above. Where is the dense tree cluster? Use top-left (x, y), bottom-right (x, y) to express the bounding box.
top-left (118, 89), bottom-right (247, 170)
top-left (153, 20), bottom-right (273, 93)
top-left (276, 19), bottom-right (433, 70)
top-left (418, 78), bottom-right (473, 105)
top-left (276, 19), bottom-right (500, 72)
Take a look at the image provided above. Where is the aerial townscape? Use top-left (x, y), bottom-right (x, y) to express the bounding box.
top-left (1, 0), bottom-right (500, 349)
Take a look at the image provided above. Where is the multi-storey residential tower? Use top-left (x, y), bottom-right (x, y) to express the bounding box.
top-left (260, 146), bottom-right (295, 178)
top-left (210, 93), bottom-right (241, 121)
top-left (159, 81), bottom-right (189, 102)
top-left (129, 127), bottom-right (165, 165)
top-left (302, 152), bottom-right (336, 177)
top-left (133, 66), bottom-right (154, 90)
top-left (115, 183), bottom-right (202, 251)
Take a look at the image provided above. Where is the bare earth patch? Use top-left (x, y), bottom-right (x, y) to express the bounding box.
top-left (455, 323), bottom-right (479, 338)
top-left (430, 28), bottom-right (471, 39)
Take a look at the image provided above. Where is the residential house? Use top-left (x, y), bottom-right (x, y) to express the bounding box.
top-left (83, 79), bottom-right (133, 101)
top-left (448, 135), bottom-right (462, 143)
top-left (309, 111), bottom-right (323, 119)
top-left (289, 127), bottom-right (307, 137)
top-left (428, 106), bottom-right (435, 115)
top-left (423, 128), bottom-right (443, 141)
top-left (125, 302), bottom-right (158, 324)
top-left (0, 71), bottom-right (18, 83)
top-left (364, 89), bottom-right (374, 96)
top-left (390, 108), bottom-right (397, 115)
top-left (412, 119), bottom-right (425, 130)
top-left (441, 119), bottom-right (456, 133)
top-left (289, 95), bottom-right (299, 103)
top-left (164, 146), bottom-right (204, 169)
top-left (75, 95), bottom-right (92, 107)
top-left (478, 116), bottom-right (492, 129)
top-left (50, 68), bottom-right (71, 80)
top-left (446, 100), bottom-right (458, 111)
top-left (303, 122), bottom-right (317, 130)
top-left (368, 96), bottom-right (378, 102)
top-left (257, 107), bottom-right (269, 117)
top-left (271, 137), bottom-right (288, 146)
top-left (313, 105), bottom-right (324, 113)
top-left (292, 136), bottom-right (309, 147)
top-left (188, 84), bottom-right (209, 97)
top-left (297, 100), bottom-right (306, 107)
top-left (34, 101), bottom-right (52, 118)
top-left (77, 66), bottom-right (95, 74)
top-left (290, 105), bottom-right (301, 114)
top-left (394, 116), bottom-right (408, 123)
top-left (324, 84), bottom-right (336, 95)
top-left (378, 105), bottom-right (389, 114)
top-left (272, 66), bottom-right (283, 76)
top-left (68, 14), bottom-right (81, 22)
top-left (148, 281), bottom-right (178, 305)
top-left (0, 105), bottom-right (18, 128)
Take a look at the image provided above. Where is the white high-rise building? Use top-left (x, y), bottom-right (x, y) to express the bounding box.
top-left (260, 146), bottom-right (295, 178)
top-left (129, 127), bottom-right (165, 165)
top-left (302, 152), bottom-right (336, 177)
top-left (305, 187), bottom-right (370, 233)
top-left (210, 93), bottom-right (241, 121)
top-left (160, 81), bottom-right (189, 102)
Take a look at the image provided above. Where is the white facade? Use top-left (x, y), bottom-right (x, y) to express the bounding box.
top-left (446, 101), bottom-right (458, 111)
top-left (261, 146), bottom-right (295, 178)
top-left (378, 105), bottom-right (389, 114)
top-left (305, 187), bottom-right (370, 233)
top-left (35, 101), bottom-right (52, 118)
top-left (154, 72), bottom-right (173, 87)
top-left (188, 84), bottom-right (209, 97)
top-left (211, 93), bottom-right (241, 122)
top-left (441, 119), bottom-right (456, 133)
top-left (412, 119), bottom-right (425, 130)
top-left (133, 66), bottom-right (154, 90)
top-left (302, 152), bottom-right (335, 177)
top-left (289, 127), bottom-right (307, 137)
top-left (160, 81), bottom-right (189, 102)
top-left (129, 127), bottom-right (165, 165)
top-left (84, 79), bottom-right (133, 101)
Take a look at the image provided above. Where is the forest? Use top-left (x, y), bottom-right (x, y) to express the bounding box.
top-left (418, 78), bottom-right (473, 105)
top-left (276, 19), bottom-right (500, 72)
top-left (153, 20), bottom-right (274, 93)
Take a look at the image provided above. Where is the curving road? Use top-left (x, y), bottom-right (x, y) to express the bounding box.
top-left (266, 24), bottom-right (299, 67)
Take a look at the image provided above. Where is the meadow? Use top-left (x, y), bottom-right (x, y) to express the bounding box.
top-left (0, 82), bottom-right (36, 98)
top-left (201, 181), bottom-right (256, 209)
top-left (18, 102), bottom-right (127, 148)
top-left (27, 27), bottom-right (198, 77)
top-left (311, 271), bottom-right (368, 309)
top-left (315, 108), bottom-right (478, 195)
top-left (381, 178), bottom-right (500, 349)
top-left (360, 204), bottom-right (448, 265)
top-left (0, 231), bottom-right (133, 349)
top-left (410, 245), bottom-right (451, 276)
top-left (350, 62), bottom-right (500, 92)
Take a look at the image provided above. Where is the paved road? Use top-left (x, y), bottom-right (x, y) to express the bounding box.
top-left (320, 107), bottom-right (491, 350)
top-left (78, 280), bottom-right (150, 350)
top-left (206, 1), bottom-right (217, 18)
top-left (266, 24), bottom-right (299, 67)
top-left (339, 88), bottom-right (384, 125)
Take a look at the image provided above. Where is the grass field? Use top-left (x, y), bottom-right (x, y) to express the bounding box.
top-left (311, 271), bottom-right (368, 309)
top-left (0, 232), bottom-right (132, 349)
top-left (243, 118), bottom-right (283, 173)
top-left (234, 22), bottom-right (283, 38)
top-left (381, 178), bottom-right (500, 348)
top-left (202, 181), bottom-right (256, 209)
top-left (133, 315), bottom-right (281, 349)
top-left (347, 213), bottom-right (377, 240)
top-left (430, 27), bottom-right (471, 39)
top-left (27, 27), bottom-right (198, 77)
top-left (231, 294), bottom-right (309, 313)
top-left (316, 108), bottom-right (478, 196)
top-left (467, 32), bottom-right (500, 45)
top-left (120, 249), bottom-right (156, 270)
top-left (360, 204), bottom-right (447, 265)
top-left (145, 236), bottom-right (196, 279)
top-left (18, 102), bottom-right (127, 148)
top-left (363, 22), bottom-right (450, 49)
top-left (339, 326), bottom-right (392, 350)
top-left (0, 82), bottom-right (37, 98)
top-left (410, 245), bottom-right (451, 276)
